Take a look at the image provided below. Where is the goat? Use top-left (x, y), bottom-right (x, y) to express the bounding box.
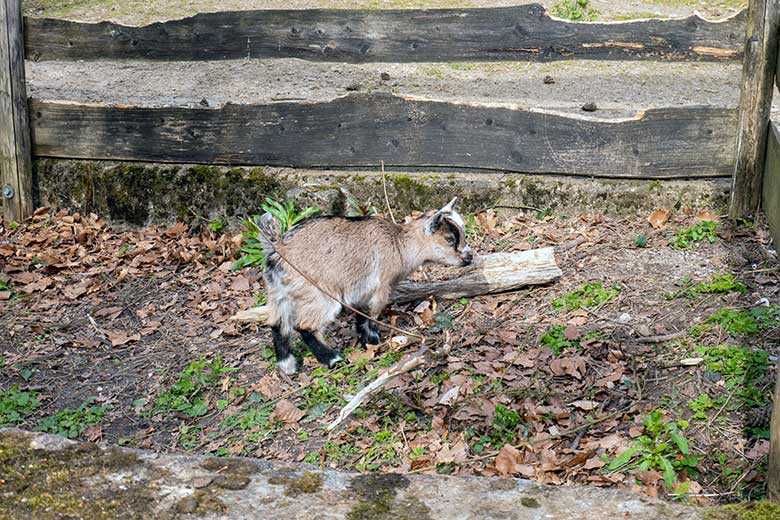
top-left (257, 197), bottom-right (472, 374)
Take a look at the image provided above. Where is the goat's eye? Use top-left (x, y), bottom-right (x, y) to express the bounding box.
top-left (446, 235), bottom-right (457, 246)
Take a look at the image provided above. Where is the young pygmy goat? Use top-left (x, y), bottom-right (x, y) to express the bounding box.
top-left (258, 197), bottom-right (473, 374)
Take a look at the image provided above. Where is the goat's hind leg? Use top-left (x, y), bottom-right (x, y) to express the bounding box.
top-left (356, 313), bottom-right (381, 347)
top-left (298, 329), bottom-right (343, 368)
top-left (272, 326), bottom-right (297, 375)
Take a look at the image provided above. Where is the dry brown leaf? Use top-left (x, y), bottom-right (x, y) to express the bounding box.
top-left (271, 399), bottom-right (305, 424)
top-left (693, 210), bottom-right (720, 223)
top-left (495, 444), bottom-right (523, 476)
top-left (583, 457), bottom-right (607, 470)
top-left (648, 210), bottom-right (671, 229)
top-left (569, 400), bottom-right (599, 411)
top-left (0, 291), bottom-right (11, 301)
top-left (106, 330), bottom-right (141, 347)
top-left (563, 324), bottom-right (580, 340)
top-left (94, 306), bottom-right (123, 319)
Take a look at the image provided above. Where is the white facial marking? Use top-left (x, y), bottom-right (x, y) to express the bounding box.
top-left (277, 355), bottom-right (297, 375)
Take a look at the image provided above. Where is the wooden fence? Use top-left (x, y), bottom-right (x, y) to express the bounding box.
top-left (0, 1), bottom-right (777, 224)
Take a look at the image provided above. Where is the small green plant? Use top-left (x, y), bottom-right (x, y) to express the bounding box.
top-left (607, 410), bottom-right (699, 490)
top-left (551, 0), bottom-right (599, 21)
top-left (207, 219), bottom-right (226, 233)
top-left (535, 208), bottom-right (553, 220)
top-left (465, 214), bottom-right (480, 240)
top-left (540, 325), bottom-right (578, 355)
top-left (671, 221), bottom-right (717, 249)
top-left (697, 345), bottom-right (769, 408)
top-left (0, 279), bottom-right (16, 298)
top-left (345, 195), bottom-right (378, 217)
top-left (36, 399), bottom-right (110, 439)
top-left (231, 198), bottom-right (320, 270)
top-left (706, 306), bottom-right (779, 335)
top-left (667, 274), bottom-right (747, 299)
top-left (552, 282), bottom-right (620, 311)
top-left (261, 197), bottom-right (320, 234)
top-left (469, 404), bottom-right (523, 452)
top-left (687, 393), bottom-right (722, 421)
top-left (634, 234), bottom-right (648, 248)
top-left (254, 290), bottom-right (267, 306)
top-left (0, 386), bottom-right (41, 425)
top-left (153, 357), bottom-right (237, 417)
top-left (429, 311), bottom-right (453, 333)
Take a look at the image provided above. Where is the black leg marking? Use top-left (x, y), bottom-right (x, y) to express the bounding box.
top-left (272, 326), bottom-right (297, 374)
top-left (356, 314), bottom-right (381, 346)
top-left (298, 330), bottom-right (343, 368)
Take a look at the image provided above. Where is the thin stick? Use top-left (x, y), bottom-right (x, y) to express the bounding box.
top-left (381, 161), bottom-right (397, 225)
top-left (326, 343), bottom-right (430, 431)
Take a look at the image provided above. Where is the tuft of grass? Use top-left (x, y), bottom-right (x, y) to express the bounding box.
top-left (152, 357), bottom-right (237, 417)
top-left (551, 0), bottom-right (600, 21)
top-left (552, 282), bottom-right (620, 311)
top-left (671, 221), bottom-right (717, 249)
top-left (607, 410), bottom-right (699, 490)
top-left (0, 386), bottom-right (41, 426)
top-left (35, 399), bottom-right (110, 439)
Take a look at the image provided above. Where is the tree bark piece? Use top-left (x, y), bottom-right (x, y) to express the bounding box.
top-left (0, 0), bottom-right (33, 223)
top-left (231, 248), bottom-right (561, 324)
top-left (769, 342), bottom-right (780, 501)
top-left (762, 122), bottom-right (780, 250)
top-left (24, 5), bottom-right (745, 63)
top-left (30, 97), bottom-right (737, 179)
top-left (729, 0), bottom-right (780, 219)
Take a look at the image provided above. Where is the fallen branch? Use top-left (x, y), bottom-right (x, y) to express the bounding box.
top-left (326, 343), bottom-right (430, 432)
top-left (231, 248), bottom-right (561, 322)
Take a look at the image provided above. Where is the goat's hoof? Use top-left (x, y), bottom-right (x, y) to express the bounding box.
top-left (327, 354), bottom-right (344, 368)
top-left (360, 330), bottom-right (382, 347)
top-left (276, 355), bottom-right (298, 375)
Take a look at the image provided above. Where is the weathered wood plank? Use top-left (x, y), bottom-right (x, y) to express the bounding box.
top-left (24, 5), bottom-right (746, 63)
top-left (0, 0), bottom-right (34, 223)
top-left (762, 123), bottom-right (780, 260)
top-left (729, 0), bottom-right (780, 219)
top-left (29, 94), bottom-right (737, 179)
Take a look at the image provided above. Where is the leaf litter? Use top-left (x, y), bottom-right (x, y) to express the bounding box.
top-left (1, 206), bottom-right (778, 504)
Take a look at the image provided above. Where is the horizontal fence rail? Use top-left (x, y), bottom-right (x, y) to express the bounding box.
top-left (24, 4), bottom-right (746, 63)
top-left (29, 93), bottom-right (737, 178)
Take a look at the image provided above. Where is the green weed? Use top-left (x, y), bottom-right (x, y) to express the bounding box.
top-left (345, 195), bottom-right (378, 217)
top-left (551, 0), bottom-right (600, 21)
top-left (231, 197), bottom-right (320, 270)
top-left (706, 306), bottom-right (779, 335)
top-left (667, 274), bottom-right (747, 299)
top-left (541, 325), bottom-right (578, 355)
top-left (469, 404), bottom-right (523, 452)
top-left (697, 345), bottom-right (769, 408)
top-left (0, 386), bottom-right (41, 426)
top-left (207, 219), bottom-right (225, 233)
top-left (0, 279), bottom-right (17, 299)
top-left (152, 357), bottom-right (237, 417)
top-left (607, 410), bottom-right (699, 490)
top-left (671, 221), bottom-right (717, 249)
top-left (687, 393), bottom-right (723, 421)
top-left (552, 282), bottom-right (620, 311)
top-left (634, 234), bottom-right (648, 248)
top-left (254, 290), bottom-right (267, 306)
top-left (429, 311), bottom-right (453, 333)
top-left (36, 399), bottom-right (110, 439)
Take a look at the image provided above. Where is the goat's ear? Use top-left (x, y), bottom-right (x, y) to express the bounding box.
top-left (440, 197), bottom-right (458, 213)
top-left (424, 211), bottom-right (445, 235)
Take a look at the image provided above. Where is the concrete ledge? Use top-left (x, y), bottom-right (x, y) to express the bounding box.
top-left (34, 159), bottom-right (730, 227)
top-left (0, 428), bottom-right (701, 519)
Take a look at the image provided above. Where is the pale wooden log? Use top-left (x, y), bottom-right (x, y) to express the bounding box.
top-left (729, 0), bottom-right (780, 219)
top-left (0, 0), bottom-right (33, 223)
top-left (230, 248), bottom-right (561, 323)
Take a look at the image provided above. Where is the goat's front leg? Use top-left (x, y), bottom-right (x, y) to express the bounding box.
top-left (356, 312), bottom-right (381, 347)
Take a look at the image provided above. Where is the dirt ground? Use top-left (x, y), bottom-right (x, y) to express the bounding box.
top-left (1, 205), bottom-right (778, 503)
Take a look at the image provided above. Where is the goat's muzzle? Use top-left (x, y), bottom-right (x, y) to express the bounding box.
top-left (461, 248), bottom-right (474, 266)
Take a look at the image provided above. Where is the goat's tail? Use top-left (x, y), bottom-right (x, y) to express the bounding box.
top-left (256, 213), bottom-right (281, 256)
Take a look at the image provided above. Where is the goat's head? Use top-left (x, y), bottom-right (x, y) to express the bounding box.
top-left (413, 197), bottom-right (473, 268)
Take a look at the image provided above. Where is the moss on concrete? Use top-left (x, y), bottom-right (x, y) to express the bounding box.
top-left (34, 159), bottom-right (730, 228)
top-left (704, 501), bottom-right (780, 520)
top-left (0, 431), bottom-right (154, 520)
top-left (346, 473), bottom-right (432, 520)
top-left (267, 470), bottom-right (324, 496)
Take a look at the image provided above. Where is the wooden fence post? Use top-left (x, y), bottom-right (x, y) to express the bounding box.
top-left (729, 0), bottom-right (780, 219)
top-left (0, 0), bottom-right (33, 223)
